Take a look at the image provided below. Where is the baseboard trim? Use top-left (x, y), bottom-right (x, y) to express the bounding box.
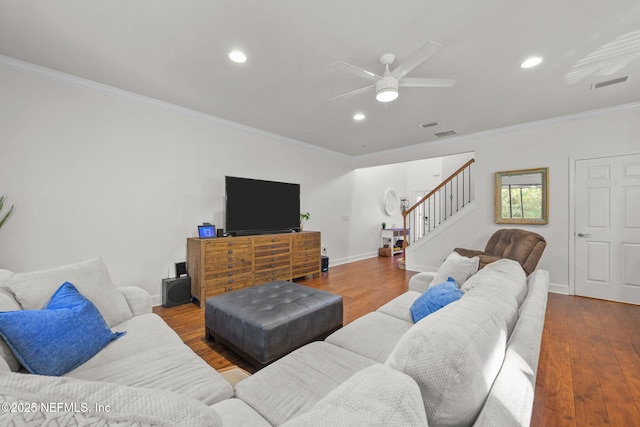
top-left (549, 282), bottom-right (569, 295)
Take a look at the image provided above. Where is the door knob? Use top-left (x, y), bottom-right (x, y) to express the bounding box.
top-left (577, 232), bottom-right (592, 237)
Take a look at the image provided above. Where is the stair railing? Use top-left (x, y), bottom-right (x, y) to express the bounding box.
top-left (402, 159), bottom-right (475, 251)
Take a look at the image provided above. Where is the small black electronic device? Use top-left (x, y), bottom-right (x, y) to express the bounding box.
top-left (217, 228), bottom-right (225, 237)
top-left (175, 262), bottom-right (187, 278)
top-left (162, 277), bottom-right (191, 308)
top-left (321, 255), bottom-right (329, 272)
top-left (198, 224), bottom-right (216, 238)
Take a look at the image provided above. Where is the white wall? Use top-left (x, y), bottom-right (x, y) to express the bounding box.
top-left (1, 59), bottom-right (639, 298)
top-left (0, 64), bottom-right (356, 302)
top-left (354, 105), bottom-right (640, 291)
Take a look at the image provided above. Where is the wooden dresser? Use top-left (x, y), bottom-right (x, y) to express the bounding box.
top-left (187, 231), bottom-right (321, 307)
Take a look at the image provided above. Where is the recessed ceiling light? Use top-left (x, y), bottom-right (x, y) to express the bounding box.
top-left (229, 50), bottom-right (247, 63)
top-left (353, 113), bottom-right (366, 121)
top-left (521, 56), bottom-right (542, 69)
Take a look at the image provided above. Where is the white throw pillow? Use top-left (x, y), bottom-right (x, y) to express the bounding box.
top-left (430, 251), bottom-right (479, 288)
top-left (5, 257), bottom-right (132, 328)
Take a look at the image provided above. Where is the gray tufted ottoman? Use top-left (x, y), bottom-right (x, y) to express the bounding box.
top-left (205, 281), bottom-right (343, 368)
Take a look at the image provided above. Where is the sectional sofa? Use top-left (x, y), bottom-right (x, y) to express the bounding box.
top-left (1, 254), bottom-right (549, 426)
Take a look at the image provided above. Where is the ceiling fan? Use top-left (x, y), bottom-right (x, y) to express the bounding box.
top-left (331, 41), bottom-right (456, 103)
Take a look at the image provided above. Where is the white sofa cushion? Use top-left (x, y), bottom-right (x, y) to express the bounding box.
top-left (235, 341), bottom-right (377, 425)
top-left (211, 398), bottom-right (273, 427)
top-left (282, 364), bottom-right (428, 427)
top-left (0, 371), bottom-right (222, 426)
top-left (460, 258), bottom-right (528, 306)
top-left (385, 276), bottom-right (519, 427)
top-left (325, 312), bottom-right (413, 362)
top-left (4, 257), bottom-right (132, 328)
top-left (0, 287), bottom-right (21, 372)
top-left (66, 312), bottom-right (233, 405)
top-left (376, 291), bottom-right (421, 322)
top-left (0, 270), bottom-right (13, 282)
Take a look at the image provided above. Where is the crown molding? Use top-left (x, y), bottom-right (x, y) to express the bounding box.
top-left (356, 101), bottom-right (640, 162)
top-left (0, 54), bottom-right (349, 159)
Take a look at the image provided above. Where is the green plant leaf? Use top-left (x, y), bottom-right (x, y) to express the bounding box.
top-left (0, 196), bottom-right (16, 230)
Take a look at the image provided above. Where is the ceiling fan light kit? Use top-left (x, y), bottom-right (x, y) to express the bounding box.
top-left (331, 41), bottom-right (455, 103)
top-left (375, 76), bottom-right (399, 102)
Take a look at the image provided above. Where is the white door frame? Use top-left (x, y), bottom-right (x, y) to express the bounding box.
top-left (569, 151), bottom-right (640, 297)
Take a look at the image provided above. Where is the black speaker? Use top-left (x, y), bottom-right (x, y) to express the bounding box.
top-left (217, 228), bottom-right (225, 237)
top-left (321, 255), bottom-right (329, 272)
top-left (162, 277), bottom-right (191, 308)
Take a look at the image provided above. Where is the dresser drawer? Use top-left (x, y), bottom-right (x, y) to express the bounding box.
top-left (202, 273), bottom-right (253, 298)
top-left (292, 262), bottom-right (320, 277)
top-left (254, 253), bottom-right (290, 271)
top-left (254, 266), bottom-right (291, 284)
top-left (204, 260), bottom-right (253, 280)
top-left (254, 242), bottom-right (290, 257)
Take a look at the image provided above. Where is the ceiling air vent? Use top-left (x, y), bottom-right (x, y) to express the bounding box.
top-left (434, 130), bottom-right (457, 138)
top-left (419, 121), bottom-right (439, 129)
top-left (591, 75), bottom-right (628, 90)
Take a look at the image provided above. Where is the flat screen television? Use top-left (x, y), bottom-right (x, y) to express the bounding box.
top-left (225, 176), bottom-right (300, 236)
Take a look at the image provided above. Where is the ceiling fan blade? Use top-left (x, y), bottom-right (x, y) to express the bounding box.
top-left (332, 61), bottom-right (381, 81)
top-left (329, 83), bottom-right (375, 101)
top-left (399, 78), bottom-right (456, 88)
top-left (391, 41), bottom-right (443, 79)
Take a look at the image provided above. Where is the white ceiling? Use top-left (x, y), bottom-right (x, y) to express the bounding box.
top-left (1, 1), bottom-right (639, 156)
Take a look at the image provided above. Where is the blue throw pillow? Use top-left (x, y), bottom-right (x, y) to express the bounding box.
top-left (0, 282), bottom-right (125, 376)
top-left (410, 277), bottom-right (463, 323)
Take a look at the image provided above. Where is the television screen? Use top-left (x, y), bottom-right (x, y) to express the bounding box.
top-left (225, 176), bottom-right (300, 236)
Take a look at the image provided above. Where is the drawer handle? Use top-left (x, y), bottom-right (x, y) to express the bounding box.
top-left (228, 257), bottom-right (233, 261)
top-left (227, 272), bottom-right (233, 276)
top-left (228, 279), bottom-right (234, 284)
top-left (228, 264), bottom-right (233, 269)
top-left (227, 249), bottom-right (233, 254)
top-left (271, 264), bottom-right (276, 268)
top-left (271, 257), bottom-right (276, 261)
top-left (226, 286), bottom-right (234, 291)
top-left (272, 271), bottom-right (276, 274)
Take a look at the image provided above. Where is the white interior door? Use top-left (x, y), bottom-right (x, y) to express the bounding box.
top-left (575, 154), bottom-right (640, 305)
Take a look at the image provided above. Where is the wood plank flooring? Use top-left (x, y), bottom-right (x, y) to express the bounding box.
top-left (532, 293), bottom-right (640, 426)
top-left (154, 256), bottom-right (640, 425)
top-left (153, 255), bottom-right (414, 373)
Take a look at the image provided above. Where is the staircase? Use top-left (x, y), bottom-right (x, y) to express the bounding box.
top-left (401, 159), bottom-right (475, 253)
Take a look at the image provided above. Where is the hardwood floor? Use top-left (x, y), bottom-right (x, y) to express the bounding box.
top-left (532, 293), bottom-right (640, 426)
top-left (154, 256), bottom-right (640, 425)
top-left (153, 255), bottom-right (414, 373)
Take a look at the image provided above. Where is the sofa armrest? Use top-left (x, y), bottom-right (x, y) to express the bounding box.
top-left (454, 248), bottom-right (485, 258)
top-left (408, 272), bottom-right (436, 293)
top-left (118, 286), bottom-right (152, 316)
